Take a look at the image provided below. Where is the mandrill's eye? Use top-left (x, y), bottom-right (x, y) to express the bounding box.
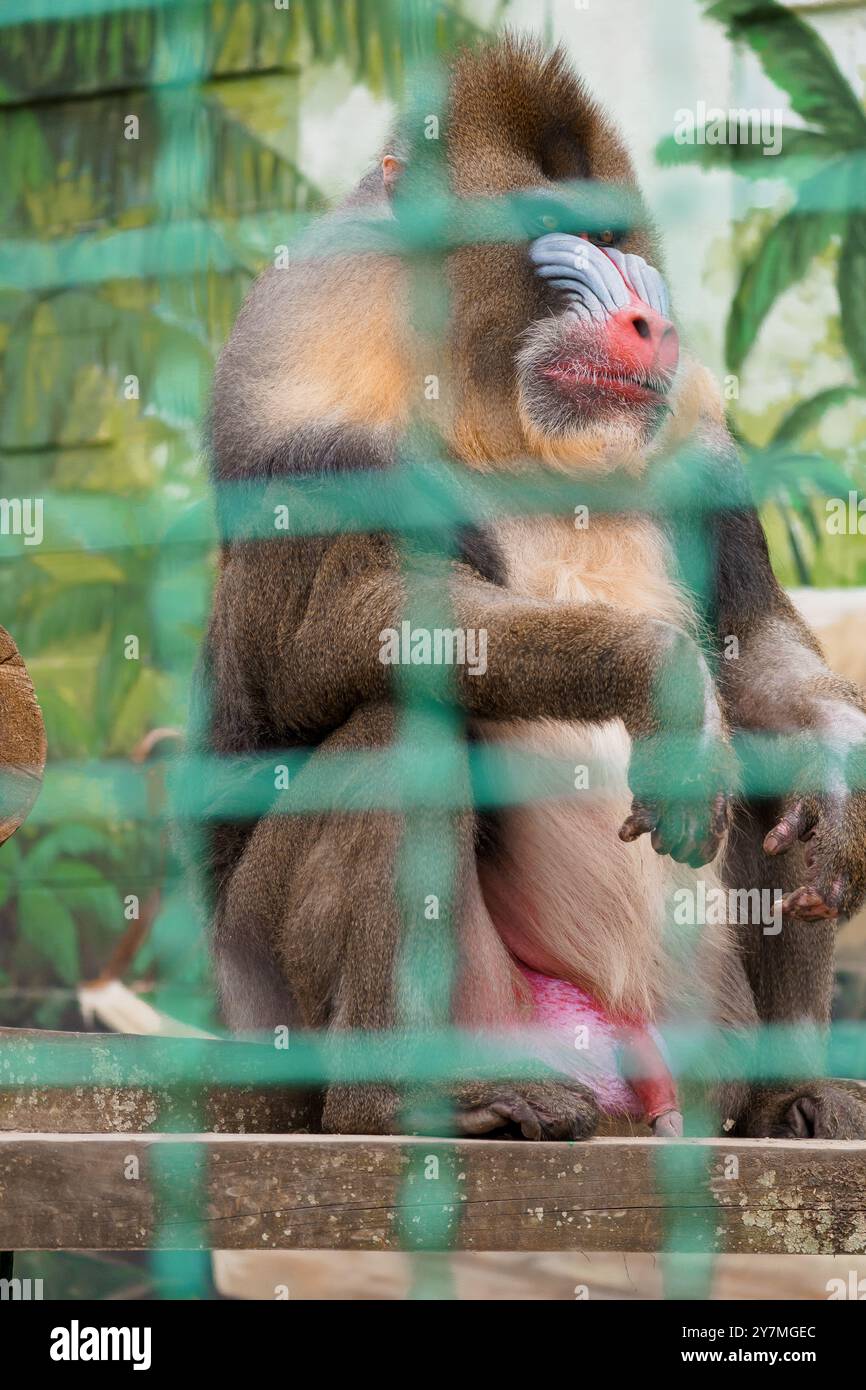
top-left (517, 194), bottom-right (580, 239)
top-left (589, 229), bottom-right (619, 247)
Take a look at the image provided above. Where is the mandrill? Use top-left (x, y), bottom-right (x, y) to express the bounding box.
top-left (199, 36), bottom-right (866, 1141)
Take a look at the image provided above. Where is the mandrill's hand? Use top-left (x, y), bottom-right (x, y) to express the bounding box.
top-left (764, 790), bottom-right (866, 921)
top-left (620, 727), bottom-right (736, 869)
top-left (619, 628), bottom-right (737, 868)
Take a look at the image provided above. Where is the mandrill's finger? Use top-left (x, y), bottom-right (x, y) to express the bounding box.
top-left (490, 1098), bottom-right (543, 1141)
top-left (781, 885), bottom-right (838, 921)
top-left (711, 792), bottom-right (731, 836)
top-left (651, 824), bottom-right (675, 857)
top-left (682, 793), bottom-right (730, 863)
top-left (763, 799), bottom-right (816, 855)
top-left (619, 805), bottom-right (656, 842)
top-left (681, 831), bottom-right (723, 870)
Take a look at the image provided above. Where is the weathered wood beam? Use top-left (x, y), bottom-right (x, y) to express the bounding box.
top-left (0, 1028), bottom-right (313, 1134)
top-left (2, 1133), bottom-right (865, 1256)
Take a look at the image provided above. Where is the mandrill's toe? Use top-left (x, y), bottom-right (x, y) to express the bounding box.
top-left (744, 1084), bottom-right (866, 1139)
top-left (454, 1081), bottom-right (599, 1141)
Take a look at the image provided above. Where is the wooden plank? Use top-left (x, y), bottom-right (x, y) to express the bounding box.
top-left (0, 1028), bottom-right (313, 1134)
top-left (3, 1027), bottom-right (863, 1139)
top-left (0, 1027), bottom-right (642, 1137)
top-left (2, 1133), bottom-right (865, 1255)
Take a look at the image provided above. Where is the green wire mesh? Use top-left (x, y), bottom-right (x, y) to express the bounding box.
top-left (1, 0), bottom-right (866, 1302)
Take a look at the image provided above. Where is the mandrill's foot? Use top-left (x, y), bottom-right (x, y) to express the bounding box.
top-left (453, 1080), bottom-right (599, 1141)
top-left (741, 1082), bottom-right (866, 1139)
top-left (321, 1080), bottom-right (599, 1140)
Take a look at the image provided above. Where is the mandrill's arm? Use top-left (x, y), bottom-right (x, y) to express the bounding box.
top-left (711, 490), bottom-right (866, 929)
top-left (708, 487), bottom-right (866, 1137)
top-left (213, 531), bottom-right (734, 865)
top-left (665, 438), bottom-right (866, 1138)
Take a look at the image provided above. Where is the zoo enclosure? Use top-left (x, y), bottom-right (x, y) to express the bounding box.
top-left (1, 0), bottom-right (866, 1300)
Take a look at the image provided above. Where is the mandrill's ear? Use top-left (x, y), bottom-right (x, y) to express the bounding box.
top-left (382, 155), bottom-right (404, 194)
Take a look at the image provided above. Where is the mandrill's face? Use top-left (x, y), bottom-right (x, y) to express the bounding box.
top-left (516, 227), bottom-right (680, 462)
top-left (443, 195), bottom-right (682, 473)
top-left (440, 49), bottom-right (683, 473)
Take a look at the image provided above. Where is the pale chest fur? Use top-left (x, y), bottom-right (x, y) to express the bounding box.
top-left (476, 514), bottom-right (714, 1020)
top-left (491, 513), bottom-right (691, 625)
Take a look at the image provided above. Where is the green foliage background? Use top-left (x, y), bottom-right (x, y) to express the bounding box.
top-left (0, 0), bottom-right (498, 1033)
top-left (662, 0), bottom-right (866, 585)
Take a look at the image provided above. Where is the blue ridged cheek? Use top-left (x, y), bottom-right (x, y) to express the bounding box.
top-left (529, 233), bottom-right (670, 320)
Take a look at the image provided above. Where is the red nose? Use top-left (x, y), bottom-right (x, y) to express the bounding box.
top-left (607, 304), bottom-right (679, 380)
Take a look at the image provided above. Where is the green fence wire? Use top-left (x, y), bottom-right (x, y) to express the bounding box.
top-left (2, 0), bottom-right (866, 1302)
